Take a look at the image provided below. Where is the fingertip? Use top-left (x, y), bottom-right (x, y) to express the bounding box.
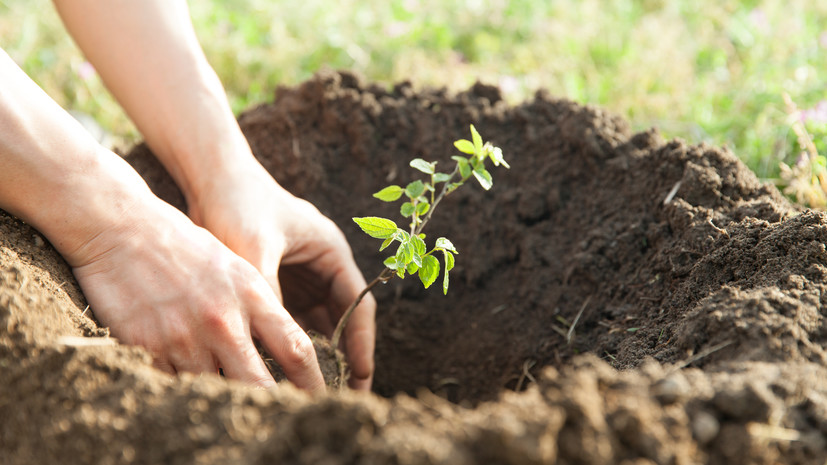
top-left (254, 313), bottom-right (326, 394)
top-left (214, 336), bottom-right (279, 389)
top-left (343, 297), bottom-right (376, 377)
top-left (348, 373), bottom-right (373, 391)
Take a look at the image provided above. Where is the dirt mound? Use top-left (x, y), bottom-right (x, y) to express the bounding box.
top-left (2, 70), bottom-right (827, 464)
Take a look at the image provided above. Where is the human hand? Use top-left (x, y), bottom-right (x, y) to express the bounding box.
top-left (0, 46), bottom-right (325, 392)
top-left (186, 160), bottom-right (376, 390)
top-left (68, 187), bottom-right (326, 393)
top-left (54, 0), bottom-right (374, 389)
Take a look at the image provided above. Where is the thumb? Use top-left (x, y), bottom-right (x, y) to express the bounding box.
top-left (232, 238), bottom-right (285, 304)
top-left (249, 253), bottom-right (283, 304)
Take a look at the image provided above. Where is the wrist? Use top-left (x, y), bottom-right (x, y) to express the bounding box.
top-left (24, 146), bottom-right (161, 268)
top-left (185, 151), bottom-right (283, 221)
top-left (130, 64), bottom-right (261, 207)
top-left (180, 123), bottom-right (264, 205)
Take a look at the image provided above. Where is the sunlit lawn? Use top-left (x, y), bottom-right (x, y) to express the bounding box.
top-left (2, 0), bottom-right (825, 181)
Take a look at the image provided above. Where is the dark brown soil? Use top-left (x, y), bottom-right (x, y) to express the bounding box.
top-left (259, 333), bottom-right (345, 389)
top-left (3, 70), bottom-right (827, 464)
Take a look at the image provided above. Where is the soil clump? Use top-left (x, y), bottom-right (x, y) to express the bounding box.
top-left (2, 70), bottom-right (826, 464)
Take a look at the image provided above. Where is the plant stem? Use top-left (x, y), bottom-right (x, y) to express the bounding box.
top-left (409, 199), bottom-right (418, 236)
top-left (415, 166), bottom-right (459, 235)
top-left (331, 267), bottom-right (394, 349)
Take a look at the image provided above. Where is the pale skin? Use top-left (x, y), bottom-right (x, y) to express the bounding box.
top-left (0, 0), bottom-right (376, 392)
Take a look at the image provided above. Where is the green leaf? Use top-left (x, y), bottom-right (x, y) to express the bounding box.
top-left (489, 146), bottom-right (510, 168)
top-left (383, 256), bottom-right (398, 270)
top-left (418, 255), bottom-right (440, 289)
top-left (400, 202), bottom-right (415, 217)
top-left (407, 261), bottom-right (420, 275)
top-left (395, 229), bottom-right (410, 242)
top-left (470, 124), bottom-right (483, 152)
top-left (441, 250), bottom-right (454, 295)
top-left (396, 239), bottom-right (414, 266)
top-left (470, 156), bottom-right (483, 170)
top-left (416, 201), bottom-right (430, 216)
top-left (458, 159), bottom-right (472, 179)
top-left (406, 235), bottom-right (424, 267)
top-left (372, 185), bottom-right (404, 202)
top-left (353, 217), bottom-right (398, 239)
top-left (405, 180), bottom-right (426, 198)
top-left (454, 139), bottom-right (475, 154)
top-left (443, 250), bottom-right (455, 271)
top-left (435, 237), bottom-right (458, 253)
top-left (379, 237), bottom-right (395, 251)
top-left (433, 172), bottom-right (452, 183)
top-left (411, 234), bottom-right (427, 255)
top-left (410, 158), bottom-right (435, 174)
top-left (472, 168), bottom-right (493, 190)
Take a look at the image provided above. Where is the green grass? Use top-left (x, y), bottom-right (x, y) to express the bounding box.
top-left (2, 0), bottom-right (826, 180)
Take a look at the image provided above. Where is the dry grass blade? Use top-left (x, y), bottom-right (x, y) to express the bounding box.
top-left (663, 180), bottom-right (682, 205)
top-left (515, 359), bottom-right (537, 392)
top-left (667, 340), bottom-right (734, 374)
top-left (779, 93), bottom-right (827, 209)
top-left (783, 93), bottom-right (820, 160)
top-left (567, 296), bottom-right (591, 345)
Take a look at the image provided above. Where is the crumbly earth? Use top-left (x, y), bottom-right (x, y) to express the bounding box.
top-left (2, 70), bottom-right (827, 464)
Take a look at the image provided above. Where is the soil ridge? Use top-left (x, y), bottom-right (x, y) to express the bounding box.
top-left (1, 70), bottom-right (825, 464)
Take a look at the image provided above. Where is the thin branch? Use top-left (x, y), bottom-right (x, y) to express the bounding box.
top-left (415, 166), bottom-right (459, 235)
top-left (331, 267), bottom-right (394, 349)
top-left (430, 173), bottom-right (436, 205)
top-left (409, 204), bottom-right (418, 237)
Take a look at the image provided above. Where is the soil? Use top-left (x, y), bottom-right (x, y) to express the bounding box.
top-left (3, 70), bottom-right (827, 464)
top-left (259, 333), bottom-right (345, 389)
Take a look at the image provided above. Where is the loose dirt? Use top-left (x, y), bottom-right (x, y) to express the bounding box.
top-left (2, 70), bottom-right (826, 464)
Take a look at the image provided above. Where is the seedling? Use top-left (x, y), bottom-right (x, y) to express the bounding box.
top-left (331, 124), bottom-right (509, 349)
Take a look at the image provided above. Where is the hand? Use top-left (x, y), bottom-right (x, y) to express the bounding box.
top-left (187, 160), bottom-right (377, 390)
top-left (70, 190), bottom-right (326, 393)
top-left (0, 48), bottom-right (324, 393)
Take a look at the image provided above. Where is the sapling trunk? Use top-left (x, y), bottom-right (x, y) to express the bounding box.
top-left (331, 268), bottom-right (393, 349)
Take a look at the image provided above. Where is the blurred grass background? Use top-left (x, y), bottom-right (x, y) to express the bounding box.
top-left (1, 0), bottom-right (825, 182)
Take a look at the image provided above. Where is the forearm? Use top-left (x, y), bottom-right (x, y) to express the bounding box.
top-left (53, 0), bottom-right (255, 205)
top-left (0, 48), bottom-right (154, 265)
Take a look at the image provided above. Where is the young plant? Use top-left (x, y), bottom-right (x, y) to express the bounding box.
top-left (330, 124), bottom-right (509, 349)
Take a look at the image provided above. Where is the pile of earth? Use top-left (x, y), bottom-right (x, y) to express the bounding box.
top-left (2, 70), bottom-right (827, 464)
